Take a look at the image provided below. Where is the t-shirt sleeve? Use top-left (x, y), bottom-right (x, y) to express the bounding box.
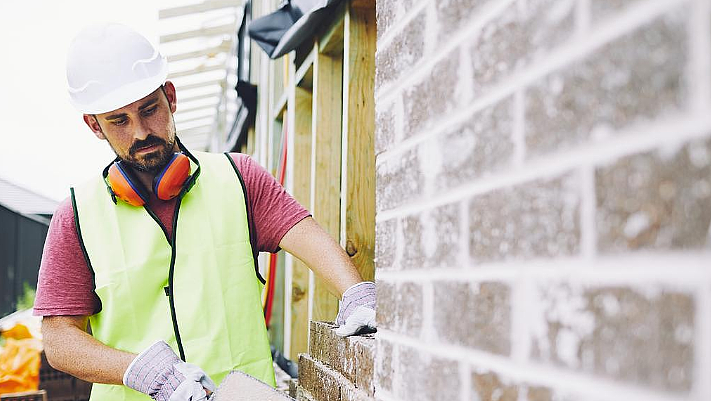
top-left (230, 153), bottom-right (311, 253)
top-left (33, 197), bottom-right (101, 316)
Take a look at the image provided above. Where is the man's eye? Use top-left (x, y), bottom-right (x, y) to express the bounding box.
top-left (142, 107), bottom-right (157, 116)
top-left (111, 119), bottom-right (127, 126)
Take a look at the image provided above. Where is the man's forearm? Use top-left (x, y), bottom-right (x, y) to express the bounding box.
top-left (42, 316), bottom-right (135, 385)
top-left (279, 217), bottom-right (363, 296)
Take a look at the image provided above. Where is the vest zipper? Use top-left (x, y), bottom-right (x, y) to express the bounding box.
top-left (143, 202), bottom-right (187, 362)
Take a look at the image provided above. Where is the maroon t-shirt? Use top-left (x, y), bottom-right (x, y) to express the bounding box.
top-left (33, 153), bottom-right (310, 316)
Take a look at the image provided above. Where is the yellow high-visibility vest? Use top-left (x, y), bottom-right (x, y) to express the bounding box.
top-left (72, 150), bottom-right (275, 401)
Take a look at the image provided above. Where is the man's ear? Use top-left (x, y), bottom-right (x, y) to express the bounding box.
top-left (163, 81), bottom-right (177, 113)
top-left (83, 114), bottom-right (105, 140)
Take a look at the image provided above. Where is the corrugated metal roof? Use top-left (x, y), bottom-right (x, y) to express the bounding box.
top-left (0, 177), bottom-right (58, 216)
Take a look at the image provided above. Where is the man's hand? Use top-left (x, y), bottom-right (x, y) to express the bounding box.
top-left (335, 281), bottom-right (376, 337)
top-left (123, 340), bottom-right (216, 401)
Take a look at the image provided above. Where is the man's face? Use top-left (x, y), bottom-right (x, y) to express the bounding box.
top-left (84, 82), bottom-right (179, 174)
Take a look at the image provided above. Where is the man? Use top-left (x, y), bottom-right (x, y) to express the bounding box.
top-left (34, 23), bottom-right (376, 401)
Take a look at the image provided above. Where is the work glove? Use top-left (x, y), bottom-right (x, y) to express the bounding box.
top-left (123, 340), bottom-right (216, 401)
top-left (335, 281), bottom-right (376, 337)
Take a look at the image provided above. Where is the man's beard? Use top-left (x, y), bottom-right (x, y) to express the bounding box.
top-left (117, 135), bottom-right (176, 174)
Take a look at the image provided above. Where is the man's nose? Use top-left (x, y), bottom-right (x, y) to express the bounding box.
top-left (133, 117), bottom-right (151, 141)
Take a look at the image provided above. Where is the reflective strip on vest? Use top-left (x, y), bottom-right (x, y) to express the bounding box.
top-left (72, 151), bottom-right (275, 401)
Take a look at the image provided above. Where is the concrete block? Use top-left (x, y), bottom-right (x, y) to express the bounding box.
top-left (375, 100), bottom-right (397, 155)
top-left (376, 281), bottom-right (423, 336)
top-left (525, 9), bottom-right (688, 157)
top-left (434, 281), bottom-right (511, 355)
top-left (402, 50), bottom-right (462, 137)
top-left (374, 338), bottom-right (395, 394)
top-left (435, 0), bottom-right (492, 46)
top-left (396, 345), bottom-right (461, 401)
top-left (375, 0), bottom-right (417, 40)
top-left (469, 172), bottom-right (581, 263)
top-left (596, 138), bottom-right (711, 252)
top-left (212, 370), bottom-right (294, 400)
top-left (376, 148), bottom-right (423, 212)
top-left (471, 371), bottom-right (519, 401)
top-left (375, 9), bottom-right (426, 90)
top-left (308, 321), bottom-right (376, 396)
top-left (402, 203), bottom-right (460, 269)
top-left (425, 97), bottom-right (514, 193)
top-left (531, 283), bottom-right (695, 392)
top-left (468, 0), bottom-right (575, 91)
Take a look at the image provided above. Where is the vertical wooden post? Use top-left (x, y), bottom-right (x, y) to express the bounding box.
top-left (340, 1), bottom-right (376, 282)
top-left (310, 42), bottom-right (343, 323)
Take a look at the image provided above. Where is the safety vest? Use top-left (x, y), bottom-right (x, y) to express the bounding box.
top-left (71, 151), bottom-right (275, 401)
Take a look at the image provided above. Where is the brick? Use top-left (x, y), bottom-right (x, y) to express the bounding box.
top-left (471, 371), bottom-right (519, 401)
top-left (426, 97), bottom-right (515, 193)
top-left (526, 386), bottom-right (554, 401)
top-left (526, 9), bottom-right (688, 157)
top-left (307, 322), bottom-right (375, 396)
top-left (434, 282), bottom-right (511, 355)
top-left (375, 0), bottom-right (417, 40)
top-left (376, 281), bottom-right (423, 335)
top-left (469, 172), bottom-right (581, 263)
top-left (374, 338), bottom-right (394, 393)
top-left (591, 0), bottom-right (635, 22)
top-left (469, 0), bottom-right (575, 91)
top-left (375, 100), bottom-right (397, 155)
top-left (376, 148), bottom-right (423, 211)
top-left (436, 0), bottom-right (492, 45)
top-left (375, 219), bottom-right (397, 271)
top-left (531, 284), bottom-right (695, 391)
top-left (298, 354), bottom-right (342, 401)
top-left (397, 346), bottom-right (461, 401)
top-left (596, 138), bottom-right (711, 252)
top-left (402, 50), bottom-right (462, 137)
top-left (296, 387), bottom-right (317, 401)
top-left (375, 9), bottom-right (426, 90)
top-left (402, 203), bottom-right (460, 269)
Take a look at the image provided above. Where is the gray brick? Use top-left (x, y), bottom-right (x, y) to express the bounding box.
top-left (376, 281), bottom-right (423, 335)
top-left (375, 9), bottom-right (426, 90)
top-left (434, 282), bottom-right (511, 355)
top-left (526, 9), bottom-right (688, 157)
top-left (376, 148), bottom-right (423, 212)
top-left (469, 0), bottom-right (575, 91)
top-left (375, 338), bottom-right (394, 394)
top-left (298, 354), bottom-right (343, 401)
top-left (375, 100), bottom-right (397, 155)
top-left (427, 97), bottom-right (515, 193)
top-left (375, 219), bottom-right (397, 271)
top-left (375, 0), bottom-right (417, 40)
top-left (469, 172), bottom-right (581, 263)
top-left (403, 50), bottom-right (462, 137)
top-left (402, 203), bottom-right (460, 269)
top-left (397, 346), bottom-right (461, 401)
top-left (436, 0), bottom-right (492, 45)
top-left (591, 0), bottom-right (636, 22)
top-left (531, 284), bottom-right (695, 391)
top-left (597, 138), bottom-right (711, 252)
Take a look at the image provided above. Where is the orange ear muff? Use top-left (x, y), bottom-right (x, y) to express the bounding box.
top-left (107, 162), bottom-right (149, 206)
top-left (153, 153), bottom-right (191, 201)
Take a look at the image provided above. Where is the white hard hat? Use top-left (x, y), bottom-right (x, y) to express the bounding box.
top-left (66, 23), bottom-right (168, 114)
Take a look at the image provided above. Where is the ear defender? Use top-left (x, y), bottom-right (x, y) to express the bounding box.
top-left (153, 153), bottom-right (191, 201)
top-left (107, 161), bottom-right (150, 206)
top-left (106, 153), bottom-right (191, 206)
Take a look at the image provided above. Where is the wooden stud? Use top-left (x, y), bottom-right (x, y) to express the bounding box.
top-left (310, 44), bottom-right (343, 323)
top-left (340, 1), bottom-right (376, 282)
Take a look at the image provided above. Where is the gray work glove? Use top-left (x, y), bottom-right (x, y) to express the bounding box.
top-left (335, 281), bottom-right (376, 337)
top-left (123, 340), bottom-right (216, 401)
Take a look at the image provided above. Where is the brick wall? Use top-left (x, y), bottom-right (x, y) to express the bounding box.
top-left (373, 0), bottom-right (711, 400)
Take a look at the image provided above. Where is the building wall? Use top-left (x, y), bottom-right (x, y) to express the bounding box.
top-left (373, 0), bottom-right (711, 400)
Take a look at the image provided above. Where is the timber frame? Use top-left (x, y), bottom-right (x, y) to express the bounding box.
top-left (246, 0), bottom-right (376, 360)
